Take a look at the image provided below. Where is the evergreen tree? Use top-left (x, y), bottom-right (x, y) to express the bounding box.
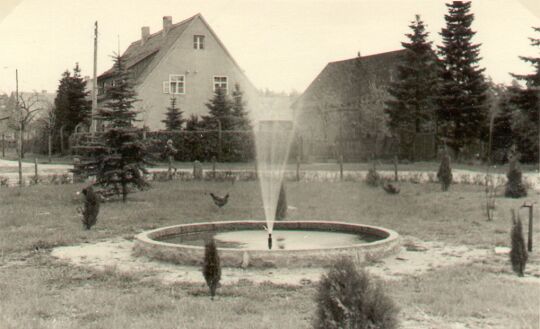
top-left (510, 210), bottom-right (528, 277)
top-left (509, 27), bottom-right (540, 163)
top-left (202, 239), bottom-right (221, 300)
top-left (74, 54), bottom-right (150, 202)
top-left (491, 86), bottom-right (515, 162)
top-left (437, 148), bottom-right (452, 191)
top-left (161, 97), bottom-right (185, 131)
top-left (386, 15), bottom-right (439, 160)
top-left (504, 152), bottom-right (527, 198)
top-left (204, 87), bottom-right (234, 130)
top-left (53, 63), bottom-right (91, 150)
top-left (275, 182), bottom-right (287, 220)
top-left (231, 83), bottom-right (251, 130)
top-left (437, 1), bottom-right (488, 157)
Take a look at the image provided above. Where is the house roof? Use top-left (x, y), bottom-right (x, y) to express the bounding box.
top-left (98, 13), bottom-right (251, 87)
top-left (293, 49), bottom-right (407, 109)
top-left (99, 14), bottom-right (198, 82)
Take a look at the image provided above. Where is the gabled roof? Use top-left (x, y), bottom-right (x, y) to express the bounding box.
top-left (98, 13), bottom-right (251, 87)
top-left (293, 49), bottom-right (407, 109)
top-left (98, 14), bottom-right (198, 82)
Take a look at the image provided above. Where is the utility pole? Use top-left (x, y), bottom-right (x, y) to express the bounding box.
top-left (16, 69), bottom-right (22, 186)
top-left (91, 21), bottom-right (98, 133)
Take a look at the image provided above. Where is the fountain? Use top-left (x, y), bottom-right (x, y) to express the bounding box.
top-left (134, 117), bottom-right (400, 268)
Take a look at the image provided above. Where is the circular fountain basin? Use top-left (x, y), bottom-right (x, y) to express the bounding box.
top-left (134, 221), bottom-right (400, 268)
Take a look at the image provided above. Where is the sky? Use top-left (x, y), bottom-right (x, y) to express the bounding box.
top-left (0, 0), bottom-right (538, 95)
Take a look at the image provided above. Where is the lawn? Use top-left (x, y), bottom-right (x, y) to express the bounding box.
top-left (0, 180), bottom-right (538, 328)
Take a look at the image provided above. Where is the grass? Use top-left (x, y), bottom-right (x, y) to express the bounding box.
top-left (0, 180), bottom-right (538, 328)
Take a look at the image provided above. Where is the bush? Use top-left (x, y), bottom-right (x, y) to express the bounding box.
top-left (275, 182), bottom-right (287, 220)
top-left (437, 152), bottom-right (452, 191)
top-left (504, 157), bottom-right (527, 198)
top-left (510, 210), bottom-right (528, 277)
top-left (313, 258), bottom-right (398, 329)
top-left (80, 186), bottom-right (100, 230)
top-left (202, 239), bottom-right (221, 300)
top-left (365, 165), bottom-right (380, 187)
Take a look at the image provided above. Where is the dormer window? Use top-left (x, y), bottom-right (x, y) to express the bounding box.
top-left (194, 35), bottom-right (205, 49)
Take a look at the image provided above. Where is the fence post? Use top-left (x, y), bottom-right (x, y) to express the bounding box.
top-left (339, 155), bottom-right (343, 181)
top-left (1, 133), bottom-right (4, 158)
top-left (34, 158), bottom-right (38, 179)
top-left (48, 133), bottom-right (52, 163)
top-left (296, 155), bottom-right (300, 181)
top-left (393, 155), bottom-right (398, 182)
top-left (212, 156), bottom-right (216, 180)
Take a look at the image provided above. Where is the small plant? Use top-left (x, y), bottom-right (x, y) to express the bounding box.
top-left (29, 175), bottom-right (42, 185)
top-left (484, 173), bottom-right (497, 221)
top-left (504, 155), bottom-right (527, 198)
top-left (437, 150), bottom-right (452, 191)
top-left (313, 258), bottom-right (398, 329)
top-left (275, 182), bottom-right (287, 220)
top-left (79, 186), bottom-right (100, 230)
top-left (510, 210), bottom-right (528, 277)
top-left (202, 239), bottom-right (221, 300)
top-left (365, 163), bottom-right (380, 187)
top-left (0, 176), bottom-right (9, 187)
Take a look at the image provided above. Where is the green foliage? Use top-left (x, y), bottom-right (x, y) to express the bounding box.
top-left (80, 186), bottom-right (100, 230)
top-left (365, 164), bottom-right (380, 187)
top-left (436, 1), bottom-right (489, 155)
top-left (75, 54), bottom-right (150, 202)
top-left (491, 85), bottom-right (515, 163)
top-left (437, 151), bottom-right (452, 191)
top-left (275, 182), bottom-right (287, 220)
top-left (313, 258), bottom-right (398, 329)
top-left (202, 239), bottom-right (221, 300)
top-left (510, 211), bottom-right (528, 277)
top-left (508, 27), bottom-right (540, 163)
top-left (53, 63), bottom-right (91, 151)
top-left (504, 155), bottom-right (527, 198)
top-left (161, 97), bottom-right (185, 131)
top-left (386, 15), bottom-right (438, 160)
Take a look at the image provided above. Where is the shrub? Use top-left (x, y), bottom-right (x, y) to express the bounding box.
top-left (275, 182), bottom-right (287, 220)
top-left (437, 152), bottom-right (452, 191)
top-left (80, 186), bottom-right (100, 230)
top-left (504, 157), bottom-right (527, 198)
top-left (365, 164), bottom-right (380, 187)
top-left (202, 239), bottom-right (221, 300)
top-left (313, 258), bottom-right (398, 329)
top-left (510, 210), bottom-right (528, 277)
top-left (0, 176), bottom-right (10, 187)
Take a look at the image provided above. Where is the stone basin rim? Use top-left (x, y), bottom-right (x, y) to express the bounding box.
top-left (135, 220), bottom-right (400, 253)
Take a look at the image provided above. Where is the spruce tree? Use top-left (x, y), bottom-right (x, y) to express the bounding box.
top-left (161, 97), bottom-right (185, 131)
top-left (510, 210), bottom-right (528, 277)
top-left (437, 1), bottom-right (488, 157)
top-left (230, 83), bottom-right (254, 161)
top-left (386, 15), bottom-right (438, 160)
top-left (204, 87), bottom-right (234, 130)
top-left (202, 239), bottom-right (221, 300)
top-left (53, 63), bottom-right (91, 151)
top-left (231, 83), bottom-right (251, 130)
top-left (491, 86), bottom-right (515, 162)
top-left (275, 182), bottom-right (287, 220)
top-left (509, 27), bottom-right (540, 163)
top-left (75, 54), bottom-right (150, 202)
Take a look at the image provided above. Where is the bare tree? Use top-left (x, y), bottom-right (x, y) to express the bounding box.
top-left (36, 102), bottom-right (56, 162)
top-left (7, 92), bottom-right (45, 158)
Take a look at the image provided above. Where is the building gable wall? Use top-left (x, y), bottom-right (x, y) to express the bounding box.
top-left (137, 16), bottom-right (259, 130)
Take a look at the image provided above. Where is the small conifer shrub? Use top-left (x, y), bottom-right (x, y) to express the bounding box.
top-left (437, 151), bottom-right (452, 191)
top-left (365, 164), bottom-right (380, 187)
top-left (313, 258), bottom-right (398, 329)
top-left (504, 156), bottom-right (527, 198)
top-left (202, 239), bottom-right (221, 300)
top-left (80, 186), bottom-right (100, 230)
top-left (275, 182), bottom-right (287, 220)
top-left (510, 210), bottom-right (528, 277)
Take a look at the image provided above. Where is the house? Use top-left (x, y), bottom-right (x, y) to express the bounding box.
top-left (292, 50), bottom-right (407, 161)
top-left (97, 14), bottom-right (260, 130)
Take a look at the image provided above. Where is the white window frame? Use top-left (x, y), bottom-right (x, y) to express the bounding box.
top-left (213, 76), bottom-right (228, 94)
top-left (168, 74), bottom-right (185, 94)
top-left (194, 35), bottom-right (205, 50)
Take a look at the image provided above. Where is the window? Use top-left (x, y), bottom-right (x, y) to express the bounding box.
top-left (194, 35), bottom-right (205, 49)
top-left (167, 74), bottom-right (185, 94)
top-left (213, 76), bottom-right (228, 93)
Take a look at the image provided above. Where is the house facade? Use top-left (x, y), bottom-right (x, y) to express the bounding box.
top-left (292, 50), bottom-right (408, 161)
top-left (98, 14), bottom-right (260, 130)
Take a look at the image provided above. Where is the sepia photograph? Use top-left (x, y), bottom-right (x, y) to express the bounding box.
top-left (0, 0), bottom-right (539, 328)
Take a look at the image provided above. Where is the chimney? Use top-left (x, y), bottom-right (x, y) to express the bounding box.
top-left (162, 16), bottom-right (172, 37)
top-left (141, 26), bottom-right (150, 45)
